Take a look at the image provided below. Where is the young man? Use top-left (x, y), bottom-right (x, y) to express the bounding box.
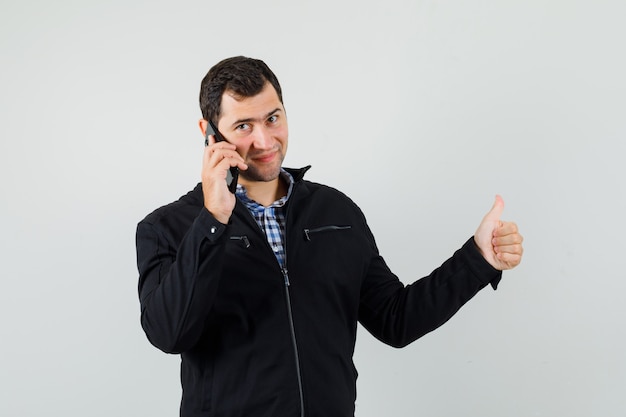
top-left (136, 56), bottom-right (523, 417)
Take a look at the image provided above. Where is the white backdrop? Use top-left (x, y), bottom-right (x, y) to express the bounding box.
top-left (1, 1), bottom-right (625, 416)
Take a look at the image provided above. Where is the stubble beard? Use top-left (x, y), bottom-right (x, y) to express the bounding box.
top-left (240, 151), bottom-right (285, 182)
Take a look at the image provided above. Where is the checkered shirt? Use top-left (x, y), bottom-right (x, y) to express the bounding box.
top-left (235, 170), bottom-right (294, 268)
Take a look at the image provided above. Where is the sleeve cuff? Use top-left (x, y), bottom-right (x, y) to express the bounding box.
top-left (195, 207), bottom-right (229, 243)
top-left (462, 237), bottom-right (503, 290)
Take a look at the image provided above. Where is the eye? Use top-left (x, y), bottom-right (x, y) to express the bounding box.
top-left (235, 123), bottom-right (251, 132)
top-left (267, 115), bottom-right (278, 124)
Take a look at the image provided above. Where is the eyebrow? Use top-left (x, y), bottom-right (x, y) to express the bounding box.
top-left (230, 108), bottom-right (282, 129)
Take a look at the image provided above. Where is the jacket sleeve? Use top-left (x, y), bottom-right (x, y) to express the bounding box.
top-left (358, 236), bottom-right (502, 348)
top-left (136, 208), bottom-right (227, 354)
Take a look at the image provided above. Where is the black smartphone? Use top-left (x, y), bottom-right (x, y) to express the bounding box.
top-left (205, 120), bottom-right (239, 193)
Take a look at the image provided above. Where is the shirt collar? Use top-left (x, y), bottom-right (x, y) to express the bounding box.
top-left (235, 169), bottom-right (295, 208)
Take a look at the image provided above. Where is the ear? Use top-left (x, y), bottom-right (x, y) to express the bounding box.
top-left (198, 119), bottom-right (208, 137)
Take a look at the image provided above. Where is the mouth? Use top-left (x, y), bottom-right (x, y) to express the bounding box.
top-left (251, 150), bottom-right (278, 164)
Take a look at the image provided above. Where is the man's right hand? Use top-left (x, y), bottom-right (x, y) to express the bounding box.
top-left (201, 134), bottom-right (247, 224)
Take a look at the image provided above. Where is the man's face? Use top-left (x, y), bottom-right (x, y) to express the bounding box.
top-left (217, 82), bottom-right (288, 184)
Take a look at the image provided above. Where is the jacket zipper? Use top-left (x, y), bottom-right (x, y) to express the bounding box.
top-left (303, 225), bottom-right (351, 241)
top-left (235, 188), bottom-right (306, 416)
top-left (229, 235), bottom-right (250, 248)
top-left (281, 267), bottom-right (305, 417)
top-left (281, 184), bottom-right (306, 417)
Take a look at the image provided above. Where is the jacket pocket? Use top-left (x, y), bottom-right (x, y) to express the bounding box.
top-left (229, 235), bottom-right (251, 248)
top-left (303, 225), bottom-right (352, 241)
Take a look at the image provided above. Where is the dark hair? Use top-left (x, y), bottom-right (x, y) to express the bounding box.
top-left (199, 56), bottom-right (283, 123)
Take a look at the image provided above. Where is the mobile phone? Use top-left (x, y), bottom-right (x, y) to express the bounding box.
top-left (205, 120), bottom-right (239, 193)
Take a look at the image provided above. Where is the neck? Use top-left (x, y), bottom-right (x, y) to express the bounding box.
top-left (240, 176), bottom-right (287, 207)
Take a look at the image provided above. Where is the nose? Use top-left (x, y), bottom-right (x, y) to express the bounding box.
top-left (252, 126), bottom-right (273, 150)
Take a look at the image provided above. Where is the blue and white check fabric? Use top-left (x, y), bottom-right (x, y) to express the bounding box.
top-left (235, 170), bottom-right (294, 268)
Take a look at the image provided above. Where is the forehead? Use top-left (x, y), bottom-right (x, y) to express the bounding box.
top-left (219, 83), bottom-right (283, 121)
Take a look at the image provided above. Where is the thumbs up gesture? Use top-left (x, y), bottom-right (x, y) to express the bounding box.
top-left (474, 195), bottom-right (524, 271)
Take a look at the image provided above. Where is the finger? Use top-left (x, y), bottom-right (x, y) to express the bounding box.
top-left (202, 144), bottom-right (236, 178)
top-left (496, 247), bottom-right (523, 261)
top-left (202, 141), bottom-right (213, 167)
top-left (494, 221), bottom-right (519, 237)
top-left (215, 154), bottom-right (248, 171)
top-left (206, 144), bottom-right (239, 161)
top-left (208, 139), bottom-right (238, 153)
top-left (208, 148), bottom-right (248, 171)
top-left (495, 251), bottom-right (523, 268)
top-left (483, 195), bottom-right (505, 224)
top-left (494, 242), bottom-right (524, 255)
top-left (204, 132), bottom-right (214, 147)
top-left (493, 231), bottom-right (523, 247)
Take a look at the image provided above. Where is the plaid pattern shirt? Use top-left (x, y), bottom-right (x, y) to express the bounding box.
top-left (235, 170), bottom-right (294, 268)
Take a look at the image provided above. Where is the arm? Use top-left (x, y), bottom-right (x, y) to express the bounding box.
top-left (136, 209), bottom-right (228, 353)
top-left (359, 196), bottom-right (523, 348)
top-left (359, 237), bottom-right (501, 348)
top-left (136, 123), bottom-right (250, 353)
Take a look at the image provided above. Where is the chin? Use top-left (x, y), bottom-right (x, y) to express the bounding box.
top-left (241, 165), bottom-right (282, 182)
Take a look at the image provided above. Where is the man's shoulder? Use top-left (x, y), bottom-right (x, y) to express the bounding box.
top-left (299, 179), bottom-right (348, 199)
top-left (294, 177), bottom-right (365, 219)
top-left (139, 183), bottom-right (204, 227)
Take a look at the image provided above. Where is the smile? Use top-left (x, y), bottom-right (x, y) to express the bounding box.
top-left (252, 151), bottom-right (278, 164)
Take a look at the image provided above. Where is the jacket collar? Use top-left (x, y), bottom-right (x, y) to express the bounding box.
top-left (284, 165), bottom-right (311, 182)
top-left (191, 166), bottom-right (312, 205)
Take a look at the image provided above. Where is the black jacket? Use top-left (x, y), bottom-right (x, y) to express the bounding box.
top-left (136, 167), bottom-right (502, 417)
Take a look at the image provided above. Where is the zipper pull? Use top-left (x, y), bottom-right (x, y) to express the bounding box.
top-left (281, 268), bottom-right (290, 286)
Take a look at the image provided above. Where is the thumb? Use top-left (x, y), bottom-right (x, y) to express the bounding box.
top-left (474, 195), bottom-right (505, 261)
top-left (483, 194), bottom-right (505, 224)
